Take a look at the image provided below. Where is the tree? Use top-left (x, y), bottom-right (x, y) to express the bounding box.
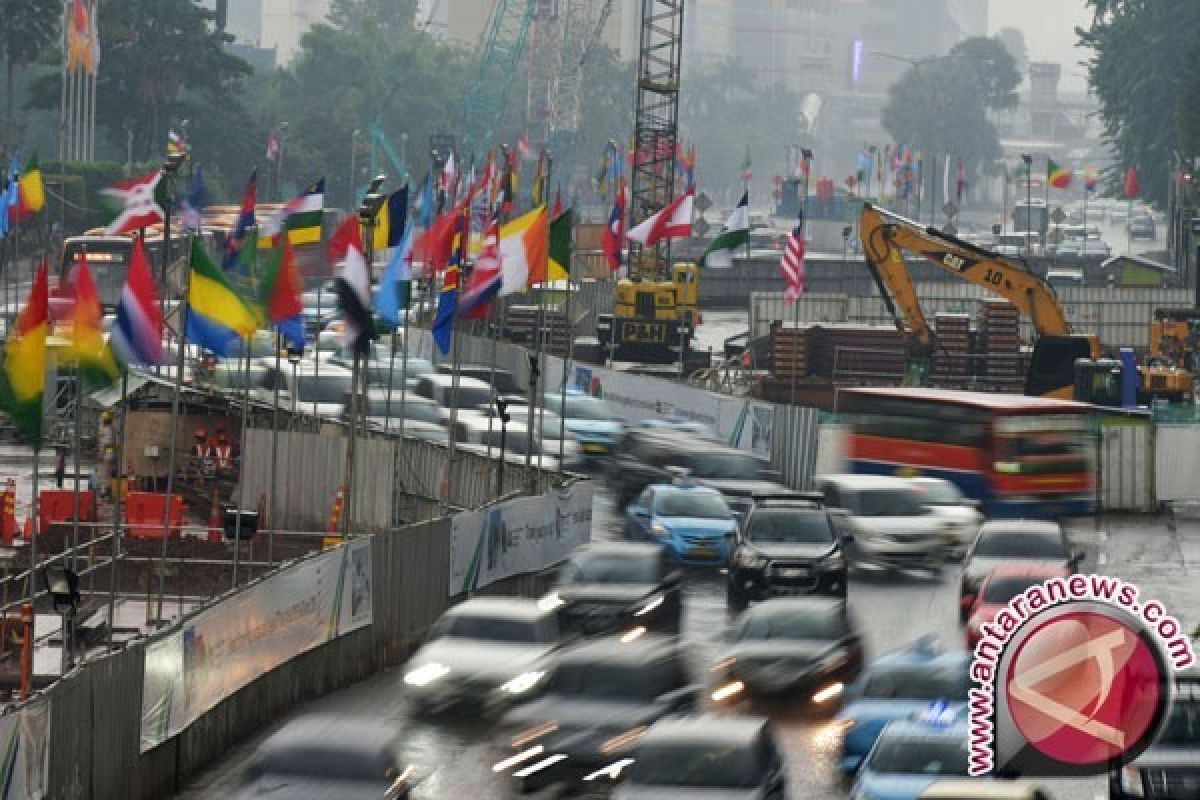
top-left (328, 0), bottom-right (418, 36)
top-left (994, 27), bottom-right (1029, 76)
top-left (0, 0), bottom-right (58, 153)
top-left (881, 36), bottom-right (1021, 189)
top-left (1079, 0), bottom-right (1200, 204)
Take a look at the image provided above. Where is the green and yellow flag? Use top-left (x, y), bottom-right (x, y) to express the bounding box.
top-left (0, 264), bottom-right (49, 448)
top-left (66, 252), bottom-right (119, 387)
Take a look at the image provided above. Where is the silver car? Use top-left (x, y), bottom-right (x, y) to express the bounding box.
top-left (817, 475), bottom-right (951, 573)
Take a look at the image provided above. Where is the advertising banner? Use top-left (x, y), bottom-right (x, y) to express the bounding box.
top-left (140, 540), bottom-right (373, 751)
top-left (449, 481), bottom-right (593, 596)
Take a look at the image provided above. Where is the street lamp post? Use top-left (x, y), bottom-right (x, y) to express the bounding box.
top-left (1021, 154), bottom-right (1033, 256)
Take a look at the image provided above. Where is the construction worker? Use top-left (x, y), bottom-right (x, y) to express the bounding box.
top-left (192, 428), bottom-right (211, 484)
top-left (212, 427), bottom-right (234, 479)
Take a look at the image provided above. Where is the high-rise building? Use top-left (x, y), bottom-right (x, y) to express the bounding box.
top-left (200, 0), bottom-right (332, 66)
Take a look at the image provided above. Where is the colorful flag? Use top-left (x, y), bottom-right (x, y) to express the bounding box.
top-left (0, 171), bottom-right (9, 238)
top-left (179, 166), bottom-right (209, 232)
top-left (110, 238), bottom-right (163, 367)
top-left (531, 151), bottom-right (548, 208)
top-left (1048, 159), bottom-right (1073, 190)
top-left (431, 264), bottom-right (459, 355)
top-left (1124, 166), bottom-right (1140, 199)
top-left (186, 238), bottom-right (259, 357)
top-left (780, 219), bottom-right (806, 303)
top-left (498, 205), bottom-right (550, 294)
top-left (376, 224), bottom-right (413, 328)
top-left (517, 132), bottom-right (536, 161)
top-left (702, 190), bottom-right (749, 268)
top-left (259, 237), bottom-right (305, 352)
top-left (266, 131), bottom-right (279, 161)
top-left (416, 170), bottom-right (434, 229)
top-left (602, 181), bottom-right (626, 272)
top-left (223, 170), bottom-right (257, 275)
top-left (100, 170), bottom-right (165, 235)
top-left (1084, 168), bottom-right (1099, 193)
top-left (15, 154), bottom-right (45, 222)
top-left (627, 188), bottom-right (694, 246)
top-left (328, 215), bottom-right (375, 353)
top-left (460, 219), bottom-right (502, 319)
top-left (548, 209), bottom-right (572, 283)
top-left (65, 253), bottom-right (118, 387)
top-left (551, 186), bottom-right (563, 219)
top-left (66, 0), bottom-right (98, 75)
top-left (167, 129), bottom-right (188, 158)
top-left (413, 206), bottom-right (462, 276)
top-left (384, 185), bottom-right (409, 249)
top-left (263, 179), bottom-right (324, 245)
top-left (0, 264), bottom-right (49, 447)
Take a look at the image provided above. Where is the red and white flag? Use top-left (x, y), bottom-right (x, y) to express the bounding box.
top-left (100, 170), bottom-right (164, 235)
top-left (627, 187), bottom-right (693, 247)
top-left (781, 222), bottom-right (806, 302)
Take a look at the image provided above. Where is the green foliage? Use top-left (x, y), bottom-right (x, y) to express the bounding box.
top-left (1080, 0), bottom-right (1200, 204)
top-left (881, 36), bottom-right (1021, 185)
top-left (0, 0), bottom-right (59, 150)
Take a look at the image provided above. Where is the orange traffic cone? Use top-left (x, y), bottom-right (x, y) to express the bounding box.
top-left (327, 485), bottom-right (345, 534)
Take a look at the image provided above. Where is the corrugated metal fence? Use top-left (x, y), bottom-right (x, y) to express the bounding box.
top-left (35, 508), bottom-right (560, 800)
top-left (750, 288), bottom-right (1193, 350)
top-left (770, 405), bottom-right (822, 489)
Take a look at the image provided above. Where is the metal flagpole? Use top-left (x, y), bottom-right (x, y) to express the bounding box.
top-left (155, 233), bottom-right (191, 626)
top-left (107, 370), bottom-right (127, 649)
top-left (313, 283), bottom-right (322, 418)
top-left (70, 372), bottom-right (82, 575)
top-left (558, 211), bottom-right (574, 465)
top-left (343, 351), bottom-right (359, 536)
top-left (535, 157), bottom-right (552, 489)
top-left (268, 331), bottom-right (281, 565)
top-left (232, 351), bottom-right (251, 586)
top-left (397, 303), bottom-right (410, 446)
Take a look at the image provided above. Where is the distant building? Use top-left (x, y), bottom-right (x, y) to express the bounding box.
top-left (200, 0), bottom-right (332, 67)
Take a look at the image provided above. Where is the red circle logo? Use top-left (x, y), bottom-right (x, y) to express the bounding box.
top-left (1005, 609), bottom-right (1165, 767)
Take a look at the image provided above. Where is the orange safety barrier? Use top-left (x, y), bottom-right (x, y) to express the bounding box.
top-left (2, 480), bottom-right (16, 545)
top-left (125, 492), bottom-right (186, 539)
top-left (327, 485), bottom-right (345, 534)
top-left (37, 489), bottom-right (97, 529)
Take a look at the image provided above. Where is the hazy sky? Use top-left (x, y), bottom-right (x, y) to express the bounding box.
top-left (988, 0), bottom-right (1093, 90)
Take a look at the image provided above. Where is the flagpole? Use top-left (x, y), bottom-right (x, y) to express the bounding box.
top-left (107, 369), bottom-right (127, 649)
top-left (268, 331), bottom-right (282, 564)
top-left (535, 157), bottom-right (553, 489)
top-left (232, 350), bottom-right (251, 586)
top-left (558, 211), bottom-right (574, 466)
top-left (396, 302), bottom-right (410, 449)
top-left (155, 232), bottom-right (191, 627)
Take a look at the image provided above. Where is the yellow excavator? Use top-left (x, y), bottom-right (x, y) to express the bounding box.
top-left (858, 203), bottom-right (1191, 404)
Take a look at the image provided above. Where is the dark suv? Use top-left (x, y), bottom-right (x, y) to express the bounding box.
top-left (727, 497), bottom-right (848, 611)
top-left (543, 542), bottom-right (683, 635)
top-left (610, 429), bottom-right (790, 511)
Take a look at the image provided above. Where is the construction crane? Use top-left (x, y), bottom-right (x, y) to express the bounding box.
top-left (628, 0), bottom-right (685, 281)
top-left (545, 0), bottom-right (616, 179)
top-left (461, 0), bottom-right (537, 159)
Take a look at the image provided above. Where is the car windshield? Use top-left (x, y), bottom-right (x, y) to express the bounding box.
top-left (736, 608), bottom-right (844, 641)
top-left (856, 488), bottom-right (924, 517)
top-left (655, 491), bottom-right (731, 520)
top-left (973, 531), bottom-right (1065, 559)
top-left (551, 663), bottom-right (662, 702)
top-left (296, 375), bottom-right (353, 404)
top-left (625, 741), bottom-right (764, 789)
top-left (364, 398), bottom-right (442, 424)
top-left (1157, 695), bottom-right (1200, 745)
top-left (913, 481), bottom-right (963, 506)
top-left (445, 386), bottom-right (493, 409)
top-left (548, 395), bottom-right (614, 421)
top-left (865, 735), bottom-right (968, 775)
top-left (561, 553), bottom-right (658, 585)
top-left (746, 509), bottom-right (833, 544)
top-left (861, 666), bottom-right (969, 701)
top-left (433, 614), bottom-right (545, 643)
top-left (688, 453), bottom-right (764, 480)
top-left (982, 575), bottom-right (1046, 604)
top-left (256, 740), bottom-right (394, 783)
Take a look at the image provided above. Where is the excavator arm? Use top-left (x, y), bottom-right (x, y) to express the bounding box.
top-left (858, 202), bottom-right (1098, 398)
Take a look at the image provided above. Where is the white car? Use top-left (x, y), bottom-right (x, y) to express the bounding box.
top-left (817, 475), bottom-right (952, 573)
top-left (402, 597), bottom-right (561, 714)
top-left (906, 477), bottom-right (983, 560)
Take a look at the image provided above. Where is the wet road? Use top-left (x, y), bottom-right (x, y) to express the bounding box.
top-left (177, 487), bottom-right (1117, 799)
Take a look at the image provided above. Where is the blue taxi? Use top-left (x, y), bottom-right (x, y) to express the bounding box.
top-left (624, 483), bottom-right (737, 566)
top-left (834, 638), bottom-right (971, 776)
top-left (852, 709), bottom-right (970, 800)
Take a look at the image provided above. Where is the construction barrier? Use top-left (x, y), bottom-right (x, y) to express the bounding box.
top-left (37, 489), bottom-right (97, 529)
top-left (2, 479), bottom-right (16, 544)
top-left (124, 492), bottom-right (186, 539)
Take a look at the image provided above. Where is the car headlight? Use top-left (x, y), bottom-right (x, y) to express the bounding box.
top-left (634, 594), bottom-right (664, 617)
top-left (500, 670), bottom-right (547, 695)
top-left (404, 662), bottom-right (450, 687)
top-left (538, 592), bottom-right (565, 612)
top-left (736, 548), bottom-right (767, 568)
top-left (650, 522), bottom-right (670, 539)
top-left (1120, 765), bottom-right (1145, 797)
top-left (817, 550), bottom-right (845, 570)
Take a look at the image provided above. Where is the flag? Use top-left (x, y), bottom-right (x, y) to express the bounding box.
top-left (548, 209), bottom-right (572, 283)
top-left (499, 206), bottom-right (550, 293)
top-left (740, 147), bottom-right (753, 183)
top-left (627, 187), bottom-right (694, 246)
top-left (0, 264), bottom-right (49, 447)
top-left (552, 186), bottom-right (563, 218)
top-left (1084, 168), bottom-right (1099, 193)
top-left (223, 170), bottom-right (257, 275)
top-left (100, 170), bottom-right (165, 235)
top-left (263, 179), bottom-right (324, 245)
top-left (179, 166), bottom-right (209, 232)
top-left (702, 190), bottom-right (749, 268)
top-left (416, 170), bottom-right (434, 229)
top-left (186, 238), bottom-right (259, 357)
top-left (65, 253), bottom-right (118, 387)
top-left (328, 215), bottom-right (375, 354)
top-left (517, 132), bottom-right (535, 161)
top-left (266, 131), bottom-right (279, 161)
top-left (167, 129), bottom-right (187, 158)
top-left (413, 206), bottom-right (461, 275)
top-left (500, 150), bottom-right (518, 215)
top-left (259, 237), bottom-right (305, 352)
top-left (1124, 166), bottom-right (1140, 199)
top-left (461, 219), bottom-right (502, 319)
top-left (532, 151), bottom-right (547, 207)
top-left (1048, 159), bottom-right (1072, 190)
top-left (66, 0), bottom-right (97, 75)
top-left (594, 144), bottom-right (610, 195)
top-left (3, 161), bottom-right (16, 229)
top-left (0, 172), bottom-right (9, 238)
top-left (431, 264), bottom-right (459, 355)
top-left (376, 224), bottom-right (413, 328)
top-left (15, 154), bottom-right (45, 222)
top-left (385, 185), bottom-right (409, 248)
top-left (110, 238), bottom-right (163, 367)
top-left (441, 152), bottom-right (457, 194)
top-left (602, 182), bottom-right (626, 271)
top-left (780, 220), bottom-right (806, 303)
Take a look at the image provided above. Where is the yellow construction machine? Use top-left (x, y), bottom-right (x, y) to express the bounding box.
top-left (597, 262), bottom-right (700, 364)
